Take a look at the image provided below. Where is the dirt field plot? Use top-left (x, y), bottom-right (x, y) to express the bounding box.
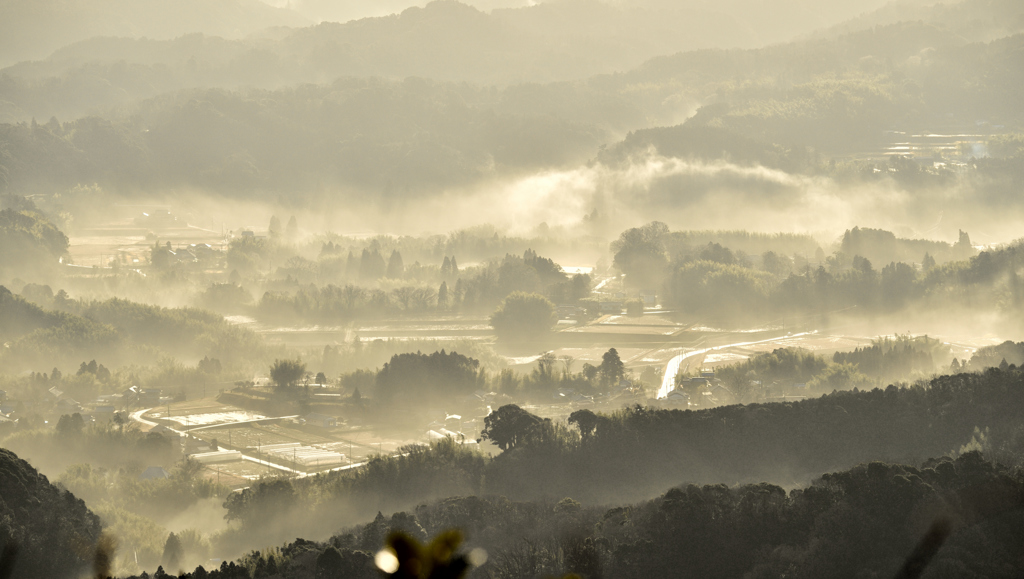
top-left (146, 399), bottom-right (253, 422)
top-left (202, 460), bottom-right (286, 487)
top-left (162, 411), bottom-right (268, 428)
top-left (259, 424), bottom-right (334, 444)
top-left (743, 334), bottom-right (874, 355)
top-left (561, 323), bottom-right (679, 335)
top-left (599, 315), bottom-right (681, 327)
top-left (320, 430), bottom-right (419, 461)
top-left (69, 219), bottom-right (225, 268)
top-left (205, 426), bottom-right (295, 449)
top-left (545, 347), bottom-right (652, 366)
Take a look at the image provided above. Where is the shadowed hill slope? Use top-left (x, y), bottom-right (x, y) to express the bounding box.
top-left (0, 448), bottom-right (103, 579)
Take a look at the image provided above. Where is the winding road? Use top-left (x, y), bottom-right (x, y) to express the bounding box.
top-left (657, 331), bottom-right (817, 398)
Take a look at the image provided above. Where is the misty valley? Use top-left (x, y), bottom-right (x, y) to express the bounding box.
top-left (1, 0), bottom-right (1024, 578)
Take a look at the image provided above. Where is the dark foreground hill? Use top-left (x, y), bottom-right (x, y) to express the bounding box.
top-left (0, 447), bottom-right (102, 579)
top-left (119, 452), bottom-right (1024, 579)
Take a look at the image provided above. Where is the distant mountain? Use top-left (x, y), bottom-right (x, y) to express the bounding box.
top-left (0, 448), bottom-right (103, 579)
top-left (811, 0), bottom-right (1024, 43)
top-left (616, 0), bottom-right (893, 45)
top-left (0, 1), bottom-right (1021, 204)
top-left (0, 0), bottom-right (760, 88)
top-left (0, 0), bottom-right (310, 67)
top-left (601, 21), bottom-right (1024, 151)
top-left (279, 0), bottom-right (894, 43)
top-left (0, 0), bottom-right (759, 121)
top-left (286, 0), bottom-right (534, 24)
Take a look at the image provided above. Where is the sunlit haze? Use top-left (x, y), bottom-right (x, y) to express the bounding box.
top-left (1, 0), bottom-right (1023, 578)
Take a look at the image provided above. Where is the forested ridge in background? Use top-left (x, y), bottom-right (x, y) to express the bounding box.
top-left (0, 284), bottom-right (271, 373)
top-left (0, 0), bottom-right (1021, 200)
top-left (0, 0), bottom-right (310, 67)
top-left (2, 0), bottom-right (1024, 577)
top-left (0, 0), bottom-right (906, 79)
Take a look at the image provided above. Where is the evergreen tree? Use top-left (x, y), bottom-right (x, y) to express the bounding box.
top-left (345, 251), bottom-right (358, 279)
top-left (162, 532), bottom-right (183, 571)
top-left (360, 249), bottom-right (386, 280)
top-left (599, 348), bottom-right (625, 386)
top-left (438, 281), bottom-right (449, 310)
top-left (386, 250), bottom-right (405, 279)
top-left (268, 215), bottom-right (281, 238)
top-left (315, 546), bottom-right (344, 579)
top-left (285, 215), bottom-right (298, 241)
top-left (453, 278), bottom-right (465, 307)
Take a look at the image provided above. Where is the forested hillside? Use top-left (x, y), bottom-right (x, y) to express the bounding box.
top-left (0, 285), bottom-right (270, 372)
top-left (0, 448), bottom-right (103, 578)
top-left (0, 0), bottom-right (309, 67)
top-left (2, 1), bottom-right (1024, 578)
top-left (111, 452), bottom-right (1024, 579)
top-left (2, 13), bottom-right (1022, 207)
top-left (181, 368), bottom-right (1024, 550)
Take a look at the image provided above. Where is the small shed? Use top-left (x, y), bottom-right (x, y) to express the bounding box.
top-left (139, 466), bottom-right (170, 480)
top-left (139, 389), bottom-right (161, 406)
top-left (56, 398), bottom-right (82, 413)
top-left (305, 413), bottom-right (338, 428)
top-left (92, 405), bottom-right (116, 421)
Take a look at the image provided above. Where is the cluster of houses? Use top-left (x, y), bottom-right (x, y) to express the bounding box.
top-left (152, 242), bottom-right (224, 267)
top-left (663, 371), bottom-right (811, 408)
top-left (663, 371), bottom-right (736, 408)
top-left (556, 291), bottom-right (658, 320)
top-left (553, 378), bottom-right (645, 406)
top-left (0, 385), bottom-right (169, 430)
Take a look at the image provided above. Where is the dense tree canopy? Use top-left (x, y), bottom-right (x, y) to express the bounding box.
top-left (0, 448), bottom-right (102, 579)
top-left (489, 292), bottom-right (557, 342)
top-left (270, 358), bottom-right (306, 392)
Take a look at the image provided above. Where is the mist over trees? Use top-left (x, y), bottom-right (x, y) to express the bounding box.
top-left (1, 0), bottom-right (1022, 218)
top-left (2, 0), bottom-right (1024, 578)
